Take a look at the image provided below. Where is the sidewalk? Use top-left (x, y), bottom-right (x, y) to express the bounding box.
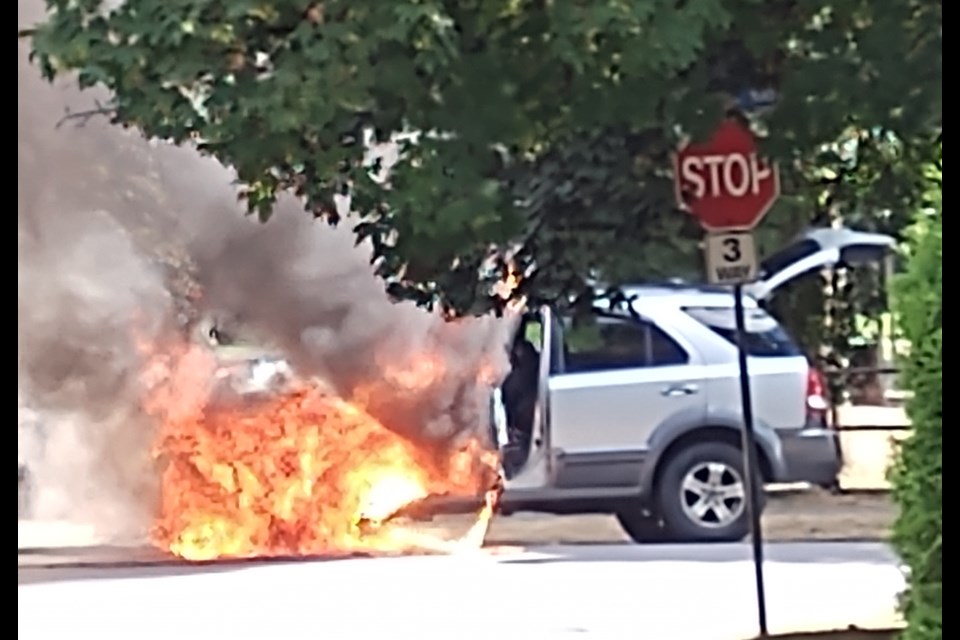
top-left (19, 542), bottom-right (906, 640)
top-left (18, 520), bottom-right (106, 550)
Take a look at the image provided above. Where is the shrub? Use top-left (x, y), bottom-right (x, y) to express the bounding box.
top-left (888, 163), bottom-right (942, 640)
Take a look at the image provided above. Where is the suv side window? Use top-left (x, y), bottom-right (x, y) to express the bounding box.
top-left (683, 306), bottom-right (803, 358)
top-left (565, 317), bottom-right (689, 373)
top-left (648, 324), bottom-right (689, 366)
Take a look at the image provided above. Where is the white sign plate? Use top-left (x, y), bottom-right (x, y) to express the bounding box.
top-left (705, 231), bottom-right (759, 285)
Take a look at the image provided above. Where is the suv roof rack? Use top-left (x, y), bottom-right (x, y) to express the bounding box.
top-left (607, 281), bottom-right (734, 295)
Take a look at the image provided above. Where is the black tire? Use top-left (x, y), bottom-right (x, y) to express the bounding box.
top-left (654, 441), bottom-right (763, 543)
top-left (615, 509), bottom-right (672, 544)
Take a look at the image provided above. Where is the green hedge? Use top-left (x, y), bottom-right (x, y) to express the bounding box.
top-left (889, 169), bottom-right (942, 640)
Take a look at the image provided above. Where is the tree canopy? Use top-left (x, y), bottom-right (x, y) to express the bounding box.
top-left (25, 0), bottom-right (941, 316)
top-left (889, 147), bottom-right (941, 640)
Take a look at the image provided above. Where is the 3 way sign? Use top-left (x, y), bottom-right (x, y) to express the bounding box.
top-left (674, 118), bottom-right (781, 285)
top-left (704, 231), bottom-right (758, 285)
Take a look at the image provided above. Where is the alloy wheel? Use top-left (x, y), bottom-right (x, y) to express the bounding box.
top-left (679, 461), bottom-right (746, 528)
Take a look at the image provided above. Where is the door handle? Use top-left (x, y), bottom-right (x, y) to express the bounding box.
top-left (661, 384), bottom-right (699, 397)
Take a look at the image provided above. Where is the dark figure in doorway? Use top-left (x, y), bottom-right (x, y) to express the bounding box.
top-left (500, 335), bottom-right (540, 469)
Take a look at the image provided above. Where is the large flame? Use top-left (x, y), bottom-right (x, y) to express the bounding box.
top-left (141, 341), bottom-right (499, 561)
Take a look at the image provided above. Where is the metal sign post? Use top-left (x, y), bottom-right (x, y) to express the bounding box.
top-left (733, 283), bottom-right (768, 637)
top-left (674, 117), bottom-right (781, 638)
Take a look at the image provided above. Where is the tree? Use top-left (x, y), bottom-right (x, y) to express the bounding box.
top-left (765, 127), bottom-right (940, 394)
top-left (24, 0), bottom-right (941, 316)
top-left (888, 150), bottom-right (941, 640)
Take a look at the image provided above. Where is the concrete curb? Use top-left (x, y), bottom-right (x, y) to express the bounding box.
top-left (17, 546), bottom-right (437, 569)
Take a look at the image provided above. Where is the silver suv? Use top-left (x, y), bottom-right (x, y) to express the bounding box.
top-left (488, 227), bottom-right (895, 543)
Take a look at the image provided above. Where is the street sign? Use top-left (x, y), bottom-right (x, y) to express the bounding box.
top-left (674, 118), bottom-right (781, 231)
top-left (704, 231), bottom-right (759, 284)
top-left (676, 117), bottom-right (776, 638)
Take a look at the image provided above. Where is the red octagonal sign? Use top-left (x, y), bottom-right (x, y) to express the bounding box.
top-left (674, 118), bottom-right (781, 231)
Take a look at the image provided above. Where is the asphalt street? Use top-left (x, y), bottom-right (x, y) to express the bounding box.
top-left (18, 542), bottom-right (904, 640)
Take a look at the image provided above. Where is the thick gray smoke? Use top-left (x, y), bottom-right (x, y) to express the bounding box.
top-left (18, 0), bottom-right (511, 544)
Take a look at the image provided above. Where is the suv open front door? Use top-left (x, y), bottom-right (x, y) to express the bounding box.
top-left (743, 227), bottom-right (896, 301)
top-left (493, 305), bottom-right (559, 488)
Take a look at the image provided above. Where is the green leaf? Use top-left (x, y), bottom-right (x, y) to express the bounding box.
top-left (27, 0), bottom-right (941, 317)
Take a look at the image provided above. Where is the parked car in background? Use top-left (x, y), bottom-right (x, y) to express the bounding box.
top-left (16, 349), bottom-right (294, 519)
top-left (18, 400), bottom-right (44, 520)
top-left (485, 227), bottom-right (895, 543)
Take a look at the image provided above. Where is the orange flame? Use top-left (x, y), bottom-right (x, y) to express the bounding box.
top-left (492, 269), bottom-right (523, 308)
top-left (141, 340), bottom-right (499, 561)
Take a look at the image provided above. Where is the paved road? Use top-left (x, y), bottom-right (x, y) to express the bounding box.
top-left (415, 491), bottom-right (895, 544)
top-left (17, 491), bottom-right (895, 557)
top-left (19, 542), bottom-right (903, 640)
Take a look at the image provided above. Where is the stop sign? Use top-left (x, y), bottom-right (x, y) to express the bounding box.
top-left (673, 118), bottom-right (781, 231)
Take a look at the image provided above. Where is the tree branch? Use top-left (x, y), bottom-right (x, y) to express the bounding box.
top-left (56, 100), bottom-right (116, 129)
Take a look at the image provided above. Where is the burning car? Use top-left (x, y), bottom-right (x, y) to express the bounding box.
top-left (144, 336), bottom-right (500, 561)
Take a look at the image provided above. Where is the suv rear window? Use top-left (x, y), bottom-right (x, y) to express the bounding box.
top-left (758, 238), bottom-right (820, 280)
top-left (684, 306), bottom-right (804, 357)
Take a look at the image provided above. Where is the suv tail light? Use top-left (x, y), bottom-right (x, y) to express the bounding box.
top-left (805, 366), bottom-right (829, 424)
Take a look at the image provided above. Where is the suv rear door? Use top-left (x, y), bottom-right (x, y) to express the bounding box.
top-left (684, 305), bottom-right (809, 430)
top-left (743, 227), bottom-right (896, 301)
top-left (548, 313), bottom-right (706, 466)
